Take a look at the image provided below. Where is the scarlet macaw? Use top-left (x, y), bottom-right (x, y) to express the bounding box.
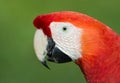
top-left (33, 11), bottom-right (120, 83)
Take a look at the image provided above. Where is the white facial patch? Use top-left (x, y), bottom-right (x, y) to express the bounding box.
top-left (49, 22), bottom-right (83, 60)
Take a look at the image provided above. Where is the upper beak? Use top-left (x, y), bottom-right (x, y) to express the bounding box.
top-left (34, 30), bottom-right (72, 69)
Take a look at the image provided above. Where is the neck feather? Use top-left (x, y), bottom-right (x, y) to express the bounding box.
top-left (76, 30), bottom-right (120, 83)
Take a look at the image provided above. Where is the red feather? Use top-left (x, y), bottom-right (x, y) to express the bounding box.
top-left (33, 11), bottom-right (107, 37)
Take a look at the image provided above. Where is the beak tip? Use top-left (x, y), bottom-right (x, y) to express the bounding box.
top-left (41, 61), bottom-right (50, 70)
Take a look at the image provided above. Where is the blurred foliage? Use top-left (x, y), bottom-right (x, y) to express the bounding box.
top-left (0, 0), bottom-right (120, 83)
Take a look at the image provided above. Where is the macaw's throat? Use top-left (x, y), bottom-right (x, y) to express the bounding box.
top-left (42, 37), bottom-right (72, 69)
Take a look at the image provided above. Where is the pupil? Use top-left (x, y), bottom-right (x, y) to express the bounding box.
top-left (63, 27), bottom-right (67, 31)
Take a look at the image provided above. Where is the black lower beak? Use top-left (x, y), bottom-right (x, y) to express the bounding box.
top-left (41, 37), bottom-right (72, 69)
top-left (47, 47), bottom-right (72, 63)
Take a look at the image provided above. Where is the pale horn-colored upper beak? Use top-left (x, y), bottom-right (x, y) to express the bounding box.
top-left (34, 29), bottom-right (47, 63)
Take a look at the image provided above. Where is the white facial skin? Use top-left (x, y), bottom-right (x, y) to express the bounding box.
top-left (49, 22), bottom-right (83, 61)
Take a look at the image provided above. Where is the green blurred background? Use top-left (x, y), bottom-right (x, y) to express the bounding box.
top-left (0, 0), bottom-right (120, 83)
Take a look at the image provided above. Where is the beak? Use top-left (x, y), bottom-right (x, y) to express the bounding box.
top-left (34, 30), bottom-right (72, 69)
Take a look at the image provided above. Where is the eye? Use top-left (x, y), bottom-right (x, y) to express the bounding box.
top-left (62, 26), bottom-right (67, 31)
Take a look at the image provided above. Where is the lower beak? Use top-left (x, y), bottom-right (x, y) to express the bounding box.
top-left (34, 30), bottom-right (72, 69)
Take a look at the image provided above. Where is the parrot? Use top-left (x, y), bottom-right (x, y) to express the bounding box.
top-left (33, 11), bottom-right (120, 83)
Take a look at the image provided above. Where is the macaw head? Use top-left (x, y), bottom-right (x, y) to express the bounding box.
top-left (33, 11), bottom-right (112, 69)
